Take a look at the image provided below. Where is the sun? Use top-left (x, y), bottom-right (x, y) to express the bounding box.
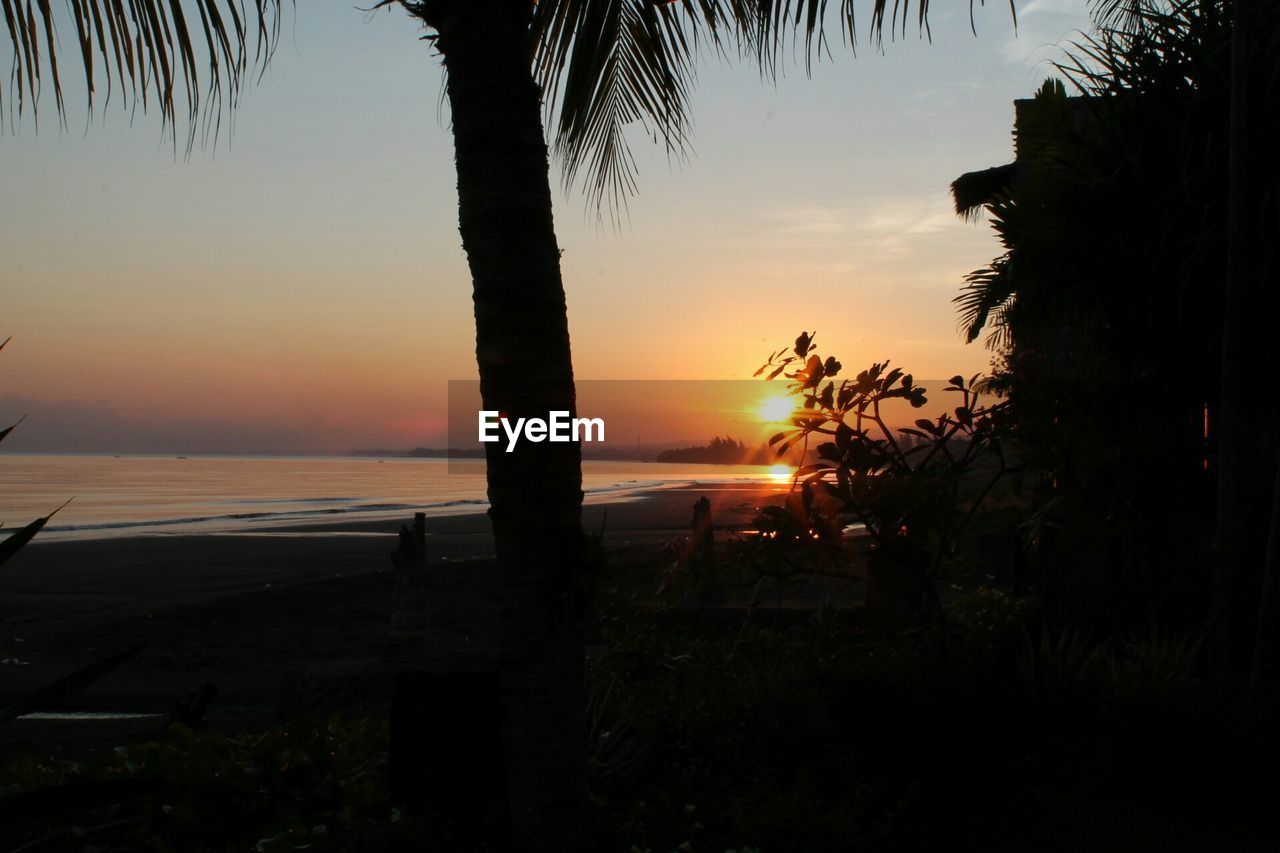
top-left (768, 464), bottom-right (795, 483)
top-left (759, 395), bottom-right (796, 424)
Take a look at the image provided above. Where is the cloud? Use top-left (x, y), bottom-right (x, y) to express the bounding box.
top-left (1021, 0), bottom-right (1092, 17)
top-left (766, 197), bottom-right (959, 241)
top-left (997, 0), bottom-right (1093, 66)
top-left (863, 198), bottom-right (958, 236)
top-left (770, 205), bottom-right (855, 236)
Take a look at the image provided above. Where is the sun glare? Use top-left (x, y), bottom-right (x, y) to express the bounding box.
top-left (768, 463), bottom-right (795, 483)
top-left (759, 395), bottom-right (795, 424)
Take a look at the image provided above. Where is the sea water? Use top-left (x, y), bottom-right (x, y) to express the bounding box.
top-left (0, 453), bottom-right (784, 541)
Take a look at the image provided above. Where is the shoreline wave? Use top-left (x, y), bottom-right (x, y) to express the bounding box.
top-left (3, 453), bottom-right (789, 543)
top-left (33, 476), bottom-right (775, 541)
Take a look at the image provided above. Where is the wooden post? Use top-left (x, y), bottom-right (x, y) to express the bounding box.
top-left (390, 513), bottom-right (428, 632)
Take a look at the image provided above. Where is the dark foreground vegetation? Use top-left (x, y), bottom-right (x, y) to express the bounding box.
top-left (587, 597), bottom-right (1280, 852)
top-left (3, 589), bottom-right (1278, 851)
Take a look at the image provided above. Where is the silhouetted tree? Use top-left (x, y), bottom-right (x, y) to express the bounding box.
top-left (656, 435), bottom-right (758, 463)
top-left (953, 1), bottom-right (1280, 660)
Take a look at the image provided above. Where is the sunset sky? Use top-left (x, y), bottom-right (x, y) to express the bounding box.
top-left (0, 1), bottom-right (1090, 454)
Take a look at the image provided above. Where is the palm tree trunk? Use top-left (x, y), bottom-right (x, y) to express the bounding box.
top-left (430, 1), bottom-right (590, 849)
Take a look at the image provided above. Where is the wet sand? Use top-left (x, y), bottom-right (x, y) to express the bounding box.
top-left (0, 482), bottom-right (786, 632)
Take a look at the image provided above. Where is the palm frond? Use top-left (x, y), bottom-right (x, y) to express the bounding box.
top-left (535, 1), bottom-right (1012, 219)
top-left (1, 1), bottom-right (286, 148)
top-left (954, 252), bottom-right (1014, 345)
top-left (1089, 0), bottom-right (1166, 35)
top-left (951, 162), bottom-right (1015, 221)
top-left (534, 0), bottom-right (700, 220)
top-left (1060, 0), bottom-right (1231, 97)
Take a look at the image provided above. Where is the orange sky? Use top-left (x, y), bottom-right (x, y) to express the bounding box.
top-left (0, 3), bottom-right (1089, 453)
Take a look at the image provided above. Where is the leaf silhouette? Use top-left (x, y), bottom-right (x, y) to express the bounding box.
top-left (0, 641), bottom-right (145, 724)
top-left (0, 497), bottom-right (72, 568)
top-left (0, 414), bottom-right (26, 445)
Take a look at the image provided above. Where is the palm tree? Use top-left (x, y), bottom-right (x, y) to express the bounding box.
top-left (956, 1), bottom-right (1280, 672)
top-left (4, 2), bottom-right (991, 847)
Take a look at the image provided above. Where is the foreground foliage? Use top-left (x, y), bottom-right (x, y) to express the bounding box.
top-left (588, 596), bottom-right (1279, 852)
top-left (1, 716), bottom-right (395, 852)
top-left (2, 596), bottom-right (1276, 852)
top-left (742, 332), bottom-right (1009, 621)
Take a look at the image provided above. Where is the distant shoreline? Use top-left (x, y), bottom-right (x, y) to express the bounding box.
top-left (350, 442), bottom-right (782, 465)
top-left (349, 447), bottom-right (768, 464)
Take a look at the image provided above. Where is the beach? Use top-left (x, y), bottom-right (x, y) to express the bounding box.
top-left (0, 482), bottom-right (793, 758)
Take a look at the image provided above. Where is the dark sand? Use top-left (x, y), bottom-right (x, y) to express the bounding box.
top-left (0, 482), bottom-right (793, 758)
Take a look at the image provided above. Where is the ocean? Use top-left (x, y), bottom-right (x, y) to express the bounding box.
top-left (0, 454), bottom-right (788, 541)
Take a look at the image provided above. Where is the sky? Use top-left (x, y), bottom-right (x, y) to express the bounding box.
top-left (0, 0), bottom-right (1093, 454)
